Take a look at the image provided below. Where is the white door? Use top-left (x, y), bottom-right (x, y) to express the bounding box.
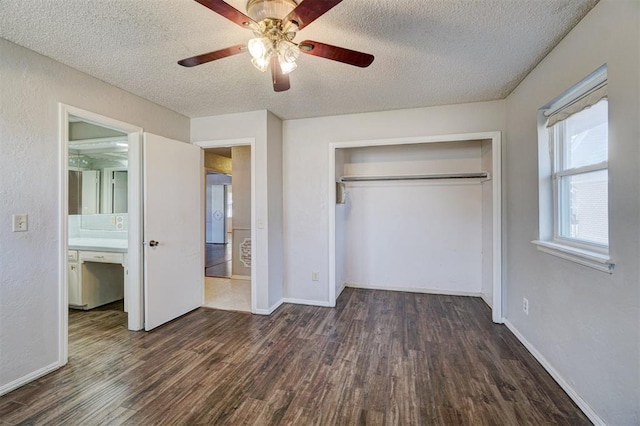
top-left (143, 133), bottom-right (204, 331)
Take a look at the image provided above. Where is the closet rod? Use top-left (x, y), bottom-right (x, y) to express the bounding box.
top-left (341, 172), bottom-right (490, 182)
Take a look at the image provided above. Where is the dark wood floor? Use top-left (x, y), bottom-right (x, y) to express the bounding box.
top-left (0, 289), bottom-right (589, 425)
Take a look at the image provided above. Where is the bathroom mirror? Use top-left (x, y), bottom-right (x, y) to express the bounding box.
top-left (68, 118), bottom-right (129, 229)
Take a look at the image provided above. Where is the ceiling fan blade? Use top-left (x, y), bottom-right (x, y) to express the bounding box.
top-left (178, 44), bottom-right (246, 67)
top-left (284, 0), bottom-right (343, 30)
top-left (194, 0), bottom-right (256, 29)
top-left (271, 57), bottom-right (290, 92)
top-left (298, 40), bottom-right (374, 68)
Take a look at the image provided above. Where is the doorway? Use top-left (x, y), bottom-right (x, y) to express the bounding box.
top-left (59, 104), bottom-right (143, 363)
top-left (205, 170), bottom-right (232, 278)
top-left (67, 116), bottom-right (129, 322)
top-left (202, 146), bottom-right (252, 312)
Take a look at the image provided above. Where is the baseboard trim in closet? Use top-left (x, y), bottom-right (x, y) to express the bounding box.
top-left (345, 283), bottom-right (482, 298)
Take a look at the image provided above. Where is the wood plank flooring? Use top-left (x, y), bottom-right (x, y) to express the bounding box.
top-left (0, 289), bottom-right (590, 425)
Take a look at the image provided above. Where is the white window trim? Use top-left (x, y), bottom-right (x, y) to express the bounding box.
top-left (531, 240), bottom-right (614, 273)
top-left (534, 64), bottom-right (614, 274)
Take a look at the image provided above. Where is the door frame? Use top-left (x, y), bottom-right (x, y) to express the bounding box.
top-left (58, 104), bottom-right (144, 365)
top-left (328, 131), bottom-right (504, 323)
top-left (194, 138), bottom-right (257, 314)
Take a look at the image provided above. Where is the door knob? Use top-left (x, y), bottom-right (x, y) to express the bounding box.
top-left (149, 240), bottom-right (159, 247)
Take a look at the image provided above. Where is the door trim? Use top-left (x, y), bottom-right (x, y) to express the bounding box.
top-left (328, 131), bottom-right (504, 323)
top-left (58, 104), bottom-right (144, 366)
top-left (194, 138), bottom-right (257, 314)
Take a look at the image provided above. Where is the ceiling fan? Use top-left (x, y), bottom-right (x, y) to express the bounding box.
top-left (178, 0), bottom-right (374, 92)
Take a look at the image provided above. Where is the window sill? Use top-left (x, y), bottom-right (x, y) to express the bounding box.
top-left (531, 240), bottom-right (614, 274)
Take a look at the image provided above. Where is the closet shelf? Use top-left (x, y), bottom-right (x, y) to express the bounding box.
top-left (341, 171), bottom-right (491, 182)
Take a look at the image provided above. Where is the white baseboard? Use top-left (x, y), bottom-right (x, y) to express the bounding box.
top-left (230, 275), bottom-right (251, 281)
top-left (345, 282), bottom-right (482, 298)
top-left (253, 299), bottom-right (283, 315)
top-left (0, 361), bottom-right (61, 397)
top-left (504, 320), bottom-right (605, 426)
top-left (283, 298), bottom-right (332, 307)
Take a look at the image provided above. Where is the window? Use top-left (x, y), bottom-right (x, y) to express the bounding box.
top-left (533, 65), bottom-right (614, 273)
top-left (551, 99), bottom-right (608, 248)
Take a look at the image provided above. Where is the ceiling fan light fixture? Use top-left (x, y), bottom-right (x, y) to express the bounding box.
top-left (246, 0), bottom-right (297, 21)
top-left (178, 0), bottom-right (375, 91)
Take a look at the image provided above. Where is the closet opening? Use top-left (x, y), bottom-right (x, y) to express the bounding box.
top-left (329, 133), bottom-right (502, 322)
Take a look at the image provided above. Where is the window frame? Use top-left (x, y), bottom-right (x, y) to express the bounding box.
top-left (532, 64), bottom-right (614, 273)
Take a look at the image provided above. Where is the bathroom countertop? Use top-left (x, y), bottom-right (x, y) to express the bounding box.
top-left (69, 238), bottom-right (128, 253)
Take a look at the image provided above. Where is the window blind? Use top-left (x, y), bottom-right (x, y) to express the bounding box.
top-left (546, 84), bottom-right (608, 128)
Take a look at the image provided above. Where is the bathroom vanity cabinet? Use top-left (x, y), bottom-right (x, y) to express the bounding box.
top-left (67, 244), bottom-right (127, 310)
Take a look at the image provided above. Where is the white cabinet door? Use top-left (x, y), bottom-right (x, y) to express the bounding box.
top-left (143, 133), bottom-right (204, 331)
top-left (68, 262), bottom-right (81, 306)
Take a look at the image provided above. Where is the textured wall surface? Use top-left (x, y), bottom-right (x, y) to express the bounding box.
top-left (504, 1), bottom-right (639, 423)
top-left (0, 38), bottom-right (189, 392)
top-left (282, 100), bottom-right (506, 303)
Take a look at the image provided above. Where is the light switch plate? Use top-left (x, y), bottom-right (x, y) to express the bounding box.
top-left (12, 214), bottom-right (28, 232)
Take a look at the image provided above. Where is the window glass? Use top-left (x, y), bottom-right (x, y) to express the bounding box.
top-left (558, 169), bottom-right (608, 245)
top-left (563, 100), bottom-right (608, 169)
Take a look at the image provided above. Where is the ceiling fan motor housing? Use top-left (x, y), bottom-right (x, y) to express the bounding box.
top-left (246, 0), bottom-right (298, 22)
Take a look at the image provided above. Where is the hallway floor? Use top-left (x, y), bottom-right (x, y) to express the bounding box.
top-left (203, 276), bottom-right (251, 313)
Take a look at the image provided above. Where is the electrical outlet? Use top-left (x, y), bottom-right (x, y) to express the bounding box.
top-left (12, 214), bottom-right (28, 232)
top-left (523, 297), bottom-right (529, 315)
top-left (312, 272), bottom-right (319, 281)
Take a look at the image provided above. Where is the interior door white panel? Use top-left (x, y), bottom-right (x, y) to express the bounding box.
top-left (143, 133), bottom-right (204, 331)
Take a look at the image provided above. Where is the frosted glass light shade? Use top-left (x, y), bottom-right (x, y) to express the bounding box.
top-left (251, 56), bottom-right (270, 72)
top-left (247, 0), bottom-right (297, 21)
top-left (248, 37), bottom-right (270, 59)
top-left (277, 40), bottom-right (299, 63)
top-left (279, 57), bottom-right (297, 74)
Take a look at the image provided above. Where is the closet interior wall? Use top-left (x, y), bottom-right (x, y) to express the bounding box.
top-left (335, 139), bottom-right (494, 302)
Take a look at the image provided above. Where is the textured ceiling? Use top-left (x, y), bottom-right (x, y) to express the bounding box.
top-left (0, 0), bottom-right (598, 119)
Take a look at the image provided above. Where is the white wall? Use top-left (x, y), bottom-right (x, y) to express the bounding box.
top-left (266, 112), bottom-right (284, 307)
top-left (191, 110), bottom-right (284, 313)
top-left (480, 140), bottom-right (493, 306)
top-left (503, 1), bottom-right (639, 423)
top-left (340, 142), bottom-right (484, 295)
top-left (334, 149), bottom-right (348, 297)
top-left (283, 101), bottom-right (506, 304)
top-left (231, 146), bottom-right (251, 277)
top-left (344, 182), bottom-right (482, 294)
top-left (0, 39), bottom-right (189, 393)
